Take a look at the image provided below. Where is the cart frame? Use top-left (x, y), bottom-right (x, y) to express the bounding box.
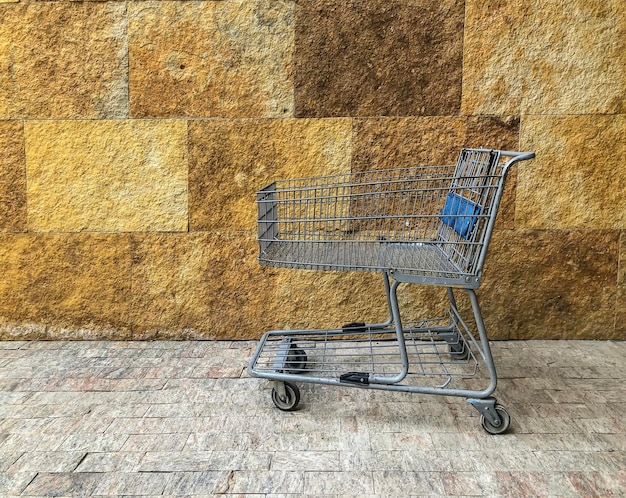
top-left (247, 149), bottom-right (535, 434)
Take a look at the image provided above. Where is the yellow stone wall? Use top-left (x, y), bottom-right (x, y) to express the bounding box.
top-left (0, 0), bottom-right (623, 340)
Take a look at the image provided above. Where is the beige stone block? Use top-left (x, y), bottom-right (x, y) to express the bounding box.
top-left (353, 116), bottom-right (521, 228)
top-left (25, 120), bottom-right (188, 232)
top-left (0, 121), bottom-right (26, 232)
top-left (463, 0), bottom-right (626, 115)
top-left (475, 229), bottom-right (619, 339)
top-left (0, 2), bottom-right (128, 119)
top-left (129, 0), bottom-right (294, 118)
top-left (0, 234), bottom-right (132, 338)
top-left (518, 115), bottom-right (626, 229)
top-left (189, 118), bottom-right (351, 231)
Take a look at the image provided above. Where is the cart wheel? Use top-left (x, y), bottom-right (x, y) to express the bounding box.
top-left (481, 404), bottom-right (511, 435)
top-left (271, 382), bottom-right (300, 412)
top-left (286, 348), bottom-right (308, 374)
top-left (449, 342), bottom-right (469, 361)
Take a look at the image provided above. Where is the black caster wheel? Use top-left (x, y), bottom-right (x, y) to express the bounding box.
top-left (271, 382), bottom-right (300, 412)
top-left (481, 404), bottom-right (511, 435)
top-left (449, 341), bottom-right (469, 361)
top-left (286, 347), bottom-right (308, 374)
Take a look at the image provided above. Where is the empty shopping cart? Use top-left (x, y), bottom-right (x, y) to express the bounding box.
top-left (248, 148), bottom-right (535, 434)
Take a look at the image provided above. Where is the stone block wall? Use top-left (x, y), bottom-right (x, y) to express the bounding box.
top-left (0, 0), bottom-right (624, 340)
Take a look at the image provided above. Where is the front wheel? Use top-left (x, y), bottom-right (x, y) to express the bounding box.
top-left (481, 405), bottom-right (511, 435)
top-left (271, 382), bottom-right (300, 412)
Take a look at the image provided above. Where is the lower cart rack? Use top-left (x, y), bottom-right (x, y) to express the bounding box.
top-left (247, 148), bottom-right (535, 434)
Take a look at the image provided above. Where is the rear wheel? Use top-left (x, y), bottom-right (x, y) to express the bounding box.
top-left (271, 382), bottom-right (300, 412)
top-left (481, 405), bottom-right (511, 434)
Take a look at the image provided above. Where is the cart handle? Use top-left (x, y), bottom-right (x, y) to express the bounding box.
top-left (500, 151), bottom-right (535, 173)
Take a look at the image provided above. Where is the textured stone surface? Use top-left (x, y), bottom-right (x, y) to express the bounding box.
top-left (129, 232), bottom-right (447, 339)
top-left (0, 121), bottom-right (26, 232)
top-left (189, 118), bottom-right (351, 231)
top-left (25, 120), bottom-right (188, 232)
top-left (130, 232), bottom-right (276, 340)
top-left (353, 116), bottom-right (521, 227)
top-left (477, 229), bottom-right (619, 339)
top-left (518, 115), bottom-right (626, 229)
top-left (0, 2), bottom-right (128, 119)
top-left (129, 0), bottom-right (294, 118)
top-left (294, 0), bottom-right (464, 117)
top-left (617, 231), bottom-right (626, 336)
top-left (463, 0), bottom-right (626, 115)
top-left (0, 234), bottom-right (132, 339)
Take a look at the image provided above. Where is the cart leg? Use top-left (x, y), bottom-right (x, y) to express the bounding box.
top-left (439, 288), bottom-right (469, 360)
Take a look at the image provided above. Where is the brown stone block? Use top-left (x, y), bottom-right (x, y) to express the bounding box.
top-left (353, 116), bottom-right (521, 228)
top-left (189, 118), bottom-right (351, 231)
top-left (0, 121), bottom-right (26, 232)
top-left (0, 234), bottom-right (132, 338)
top-left (475, 229), bottom-right (619, 339)
top-left (294, 0), bottom-right (464, 117)
top-left (518, 115), bottom-right (626, 229)
top-left (353, 116), bottom-right (520, 169)
top-left (130, 232), bottom-right (281, 340)
top-left (463, 0), bottom-right (626, 115)
top-left (129, 231), bottom-right (448, 340)
top-left (25, 119), bottom-right (188, 232)
top-left (129, 0), bottom-right (294, 118)
top-left (272, 269), bottom-right (448, 332)
top-left (0, 2), bottom-right (128, 119)
top-left (616, 231), bottom-right (626, 335)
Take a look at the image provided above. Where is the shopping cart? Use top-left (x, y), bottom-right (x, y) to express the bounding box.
top-left (248, 148), bottom-right (535, 434)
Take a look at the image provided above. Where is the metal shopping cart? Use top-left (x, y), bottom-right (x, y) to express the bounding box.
top-left (247, 148), bottom-right (535, 434)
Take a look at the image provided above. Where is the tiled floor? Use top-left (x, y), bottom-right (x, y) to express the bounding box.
top-left (0, 340), bottom-right (624, 497)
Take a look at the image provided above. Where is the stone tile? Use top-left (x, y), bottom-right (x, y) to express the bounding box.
top-left (59, 434), bottom-right (129, 453)
top-left (566, 470), bottom-right (626, 497)
top-left (0, 2), bottom-right (127, 119)
top-left (1, 472), bottom-right (41, 496)
top-left (129, 0), bottom-right (293, 118)
top-left (352, 116), bottom-right (521, 228)
top-left (463, 0), bottom-right (626, 115)
top-left (25, 119), bottom-right (188, 232)
top-left (518, 115), bottom-right (626, 229)
top-left (22, 472), bottom-right (103, 497)
top-left (188, 117), bottom-right (351, 231)
top-left (138, 451), bottom-right (213, 472)
top-left (0, 121), bottom-right (26, 232)
top-left (120, 434), bottom-right (187, 453)
top-left (372, 470), bottom-right (445, 495)
top-left (493, 471), bottom-right (577, 497)
top-left (294, 0), bottom-right (464, 117)
top-left (75, 452), bottom-right (144, 473)
top-left (304, 470), bottom-right (374, 495)
top-left (226, 470), bottom-right (304, 494)
top-left (8, 451), bottom-right (86, 473)
top-left (477, 229), bottom-right (619, 339)
top-left (0, 234), bottom-right (132, 338)
top-left (271, 451), bottom-right (340, 471)
top-left (93, 471), bottom-right (172, 496)
top-left (163, 471), bottom-right (231, 496)
top-left (442, 471), bottom-right (497, 496)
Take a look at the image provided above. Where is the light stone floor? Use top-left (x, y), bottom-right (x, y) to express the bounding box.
top-left (0, 340), bottom-right (624, 497)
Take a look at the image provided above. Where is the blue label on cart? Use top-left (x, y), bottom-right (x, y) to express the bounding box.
top-left (440, 193), bottom-right (482, 239)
